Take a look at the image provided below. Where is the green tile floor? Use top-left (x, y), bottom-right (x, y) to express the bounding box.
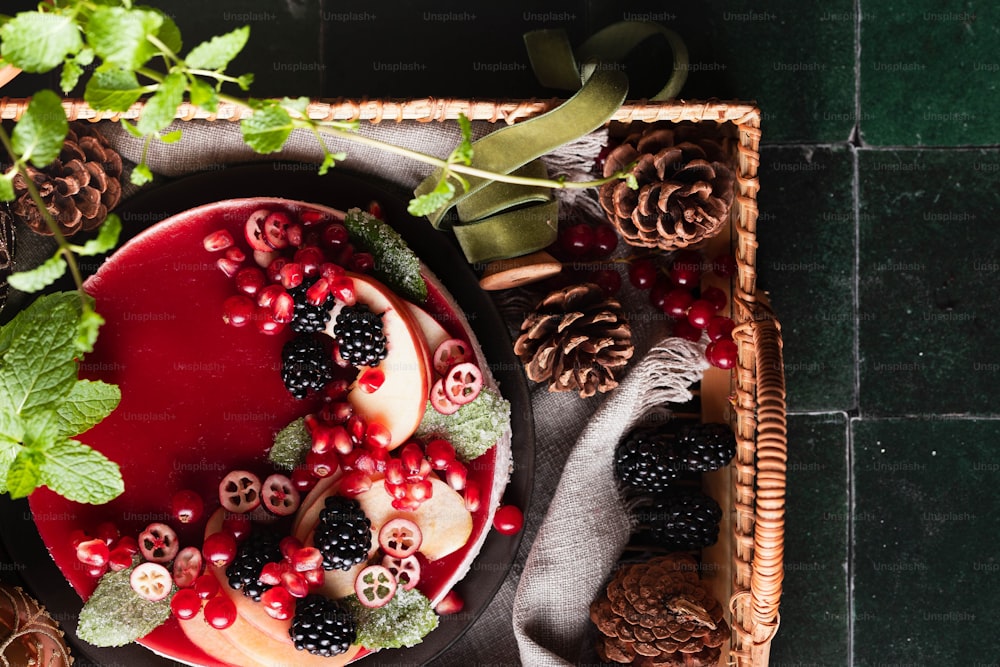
top-left (6, 1), bottom-right (1000, 665)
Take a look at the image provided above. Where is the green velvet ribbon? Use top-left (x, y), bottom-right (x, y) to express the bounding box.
top-left (414, 22), bottom-right (688, 265)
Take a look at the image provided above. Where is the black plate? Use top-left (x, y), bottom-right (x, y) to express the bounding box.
top-left (0, 163), bottom-right (534, 667)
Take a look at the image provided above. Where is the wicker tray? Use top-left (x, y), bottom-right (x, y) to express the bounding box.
top-left (0, 96), bottom-right (785, 666)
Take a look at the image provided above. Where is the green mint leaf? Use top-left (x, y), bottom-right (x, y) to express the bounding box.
top-left (156, 14), bottom-right (183, 56)
top-left (6, 449), bottom-right (42, 499)
top-left (7, 253), bottom-right (67, 293)
top-left (78, 563), bottom-right (171, 646)
top-left (280, 96), bottom-right (310, 116)
top-left (188, 77), bottom-right (218, 112)
top-left (407, 178), bottom-right (454, 217)
top-left (0, 12), bottom-right (82, 73)
top-left (12, 90), bottom-right (68, 168)
top-left (38, 439), bottom-right (124, 504)
top-left (60, 59), bottom-right (83, 94)
top-left (235, 73), bottom-right (254, 91)
top-left (317, 150), bottom-right (342, 177)
top-left (159, 129), bottom-right (182, 144)
top-left (0, 442), bottom-right (17, 495)
top-left (130, 163), bottom-right (153, 186)
top-left (119, 119), bottom-right (143, 138)
top-left (71, 214), bottom-right (121, 257)
top-left (52, 380), bottom-right (120, 438)
top-left (0, 174), bottom-right (14, 202)
top-left (85, 68), bottom-right (144, 112)
top-left (184, 25), bottom-right (249, 70)
top-left (136, 71), bottom-right (185, 135)
top-left (343, 208), bottom-right (428, 303)
top-left (241, 105), bottom-right (293, 154)
top-left (450, 113), bottom-right (473, 166)
top-left (75, 48), bottom-right (95, 68)
top-left (87, 7), bottom-right (163, 70)
top-left (75, 304), bottom-right (104, 355)
top-left (0, 292), bottom-right (79, 415)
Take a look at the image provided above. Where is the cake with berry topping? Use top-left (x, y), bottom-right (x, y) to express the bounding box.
top-left (27, 199), bottom-right (516, 666)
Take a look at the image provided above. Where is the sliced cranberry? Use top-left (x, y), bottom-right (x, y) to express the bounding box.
top-left (432, 339), bottom-right (472, 377)
top-left (131, 562), bottom-right (173, 602)
top-left (204, 596), bottom-right (237, 629)
top-left (381, 554), bottom-right (420, 591)
top-left (170, 588), bottom-right (203, 620)
top-left (218, 470), bottom-right (262, 513)
top-left (261, 473), bottom-right (300, 516)
top-left (203, 229), bottom-right (234, 252)
top-left (263, 211), bottom-right (293, 249)
top-left (430, 379), bottom-right (459, 415)
top-left (354, 565), bottom-right (397, 608)
top-left (138, 523), bottom-right (179, 563)
top-left (379, 518), bottom-right (422, 558)
top-left (244, 209), bottom-right (273, 252)
top-left (443, 362), bottom-right (483, 405)
top-left (172, 546), bottom-right (204, 588)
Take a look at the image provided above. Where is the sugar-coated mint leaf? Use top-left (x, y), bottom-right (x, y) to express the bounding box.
top-left (85, 68), bottom-right (144, 112)
top-left (0, 174), bottom-right (14, 202)
top-left (0, 292), bottom-right (79, 415)
top-left (185, 25), bottom-right (249, 70)
top-left (344, 587), bottom-right (439, 649)
top-left (6, 449), bottom-right (42, 499)
top-left (130, 163), bottom-right (153, 186)
top-left (87, 7), bottom-right (163, 70)
top-left (0, 12), bottom-right (82, 73)
top-left (12, 90), bottom-right (68, 168)
top-left (343, 208), bottom-right (428, 304)
top-left (39, 439), bottom-right (124, 504)
top-left (416, 386), bottom-right (511, 461)
top-left (407, 178), bottom-right (454, 217)
top-left (268, 417), bottom-right (310, 471)
top-left (136, 71), bottom-right (185, 135)
top-left (7, 253), bottom-right (67, 293)
top-left (72, 214), bottom-right (121, 257)
top-left (53, 380), bottom-right (121, 438)
top-left (78, 563), bottom-right (172, 646)
top-left (188, 77), bottom-right (218, 113)
top-left (60, 59), bottom-right (83, 94)
top-left (241, 105), bottom-right (294, 154)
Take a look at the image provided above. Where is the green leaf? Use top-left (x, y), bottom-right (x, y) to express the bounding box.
top-left (130, 163), bottom-right (153, 186)
top-left (280, 96), bottom-right (310, 116)
top-left (0, 292), bottom-right (80, 415)
top-left (241, 105), bottom-right (293, 154)
top-left (38, 439), bottom-right (124, 504)
top-left (87, 7), bottom-right (163, 69)
top-left (155, 13), bottom-right (183, 56)
top-left (268, 417), bottom-right (310, 471)
top-left (0, 443), bottom-right (17, 495)
top-left (450, 113), bottom-right (473, 166)
top-left (317, 150), bottom-right (344, 177)
top-left (184, 25), bottom-right (249, 70)
top-left (0, 12), bottom-right (82, 73)
top-left (407, 178), bottom-right (454, 217)
top-left (235, 73), bottom-right (254, 91)
top-left (75, 305), bottom-right (104, 355)
top-left (136, 71), bottom-right (184, 135)
top-left (85, 68), bottom-right (144, 112)
top-left (119, 119), bottom-right (143, 138)
top-left (12, 90), bottom-right (68, 168)
top-left (71, 214), bottom-right (121, 257)
top-left (52, 380), bottom-right (120, 437)
top-left (7, 253), bottom-right (67, 293)
top-left (6, 449), bottom-right (41, 498)
top-left (0, 174), bottom-right (14, 202)
top-left (60, 59), bottom-right (83, 94)
top-left (75, 47), bottom-right (95, 68)
top-left (159, 129), bottom-right (182, 143)
top-left (416, 386), bottom-right (511, 461)
top-left (343, 208), bottom-right (428, 303)
top-left (187, 77), bottom-right (218, 112)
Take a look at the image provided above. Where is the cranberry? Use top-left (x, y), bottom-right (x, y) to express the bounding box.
top-left (382, 554), bottom-right (420, 590)
top-left (444, 362), bottom-right (483, 405)
top-left (254, 308), bottom-right (285, 335)
top-left (559, 223), bottom-right (595, 257)
top-left (172, 546), bottom-right (204, 588)
top-left (592, 225), bottom-right (619, 257)
top-left (138, 523), bottom-right (179, 563)
top-left (170, 588), bottom-right (203, 620)
top-left (711, 252), bottom-right (737, 278)
top-left (261, 586), bottom-right (294, 620)
top-left (171, 489), bottom-right (204, 524)
top-left (203, 229), bottom-right (234, 252)
top-left (649, 279), bottom-right (670, 310)
top-left (670, 250), bottom-right (703, 286)
top-left (589, 268), bottom-right (622, 297)
top-left (706, 339), bottom-right (738, 369)
top-left (432, 339), bottom-right (472, 377)
top-left (263, 211), bottom-right (293, 249)
top-left (235, 267), bottom-right (266, 296)
top-left (430, 378), bottom-right (459, 415)
top-left (354, 565), bottom-right (397, 608)
top-left (701, 286), bottom-right (728, 312)
top-left (493, 505), bottom-right (524, 535)
top-left (687, 300), bottom-right (717, 329)
top-left (661, 288), bottom-right (694, 318)
top-left (673, 318), bottom-right (703, 342)
top-left (424, 438), bottom-right (456, 470)
top-left (707, 316), bottom-right (736, 342)
top-left (202, 531), bottom-right (237, 567)
top-left (321, 223), bottom-right (350, 249)
top-left (294, 246), bottom-right (324, 277)
top-left (350, 252), bottom-right (375, 274)
top-left (628, 258), bottom-right (659, 289)
top-left (204, 596), bottom-right (237, 629)
top-left (306, 449), bottom-right (338, 478)
top-left (193, 573), bottom-right (219, 600)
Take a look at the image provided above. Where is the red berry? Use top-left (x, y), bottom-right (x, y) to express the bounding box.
top-left (300, 209), bottom-right (327, 226)
top-left (279, 536), bottom-right (304, 563)
top-left (357, 368), bottom-right (385, 394)
top-left (235, 266), bottom-right (266, 296)
top-left (261, 473), bottom-right (300, 516)
top-left (114, 535), bottom-right (139, 555)
top-left (711, 252), bottom-right (737, 278)
top-left (294, 246), bottom-right (325, 277)
top-left (493, 505), bottom-right (524, 535)
top-left (203, 229), bottom-right (234, 252)
top-left (662, 288), bottom-right (694, 318)
top-left (687, 300), bottom-right (716, 329)
top-left (424, 439), bottom-right (456, 470)
top-left (254, 308), bottom-right (285, 335)
top-left (291, 466), bottom-right (317, 493)
top-left (85, 563), bottom-right (108, 578)
top-left (432, 339), bottom-right (472, 377)
top-left (592, 225), bottom-right (618, 257)
top-left (589, 268), bottom-right (621, 297)
top-left (265, 257), bottom-right (287, 283)
top-left (628, 258), bottom-right (659, 289)
top-left (193, 573), bottom-right (219, 600)
top-left (283, 570), bottom-right (310, 598)
top-left (340, 470), bottom-right (373, 496)
top-left (222, 295), bottom-right (254, 328)
top-left (221, 514), bottom-right (251, 543)
top-left (76, 538), bottom-right (110, 567)
top-left (706, 339), bottom-right (738, 369)
top-left (346, 414), bottom-right (367, 445)
top-left (256, 284), bottom-right (287, 309)
top-left (170, 588), bottom-right (203, 620)
top-left (319, 262), bottom-right (345, 282)
top-left (94, 521), bottom-right (119, 546)
top-left (204, 596), bottom-right (237, 629)
top-left (445, 460), bottom-right (467, 491)
top-left (244, 209), bottom-right (272, 252)
top-left (385, 459), bottom-right (405, 486)
top-left (261, 586), bottom-right (294, 620)
top-left (670, 250), bottom-right (703, 286)
top-left (330, 276), bottom-right (356, 305)
top-left (673, 318), bottom-right (703, 342)
top-left (648, 279), bottom-right (670, 310)
top-left (559, 223), bottom-right (595, 257)
top-left (69, 529), bottom-right (90, 551)
top-left (138, 523), bottom-right (179, 563)
top-left (379, 518), bottom-right (422, 559)
top-left (354, 564), bottom-right (397, 608)
top-left (218, 470), bottom-right (262, 513)
top-left (707, 316), bottom-right (736, 342)
top-left (258, 562), bottom-right (283, 586)
top-left (263, 211), bottom-right (293, 249)
top-left (216, 257), bottom-right (241, 277)
top-left (306, 449), bottom-right (339, 478)
top-left (435, 590), bottom-right (464, 615)
top-left (278, 262), bottom-right (305, 290)
top-left (130, 562), bottom-right (172, 601)
top-left (349, 252), bottom-right (375, 274)
top-left (171, 489), bottom-right (204, 524)
top-left (701, 286), bottom-right (728, 312)
top-left (321, 223), bottom-right (350, 249)
top-left (444, 362), bottom-right (483, 405)
top-left (303, 566), bottom-right (325, 589)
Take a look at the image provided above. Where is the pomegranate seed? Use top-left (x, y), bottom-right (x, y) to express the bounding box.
top-left (493, 505), bottom-right (525, 534)
top-left (282, 570), bottom-right (310, 598)
top-left (464, 482), bottom-right (481, 512)
top-left (203, 229), bottom-right (234, 252)
top-left (391, 496), bottom-right (422, 512)
top-left (222, 295), bottom-right (255, 328)
top-left (222, 514), bottom-right (251, 542)
top-left (216, 257), bottom-right (241, 277)
top-left (319, 262), bottom-right (345, 282)
top-left (202, 531), bottom-right (237, 567)
top-left (69, 530), bottom-right (90, 550)
top-left (303, 566), bottom-right (325, 588)
top-left (364, 422), bottom-right (391, 450)
top-left (425, 439), bottom-right (456, 470)
top-left (261, 586), bottom-right (294, 620)
top-left (114, 535), bottom-right (139, 555)
top-left (330, 276), bottom-right (356, 305)
top-left (108, 546), bottom-right (133, 571)
top-left (367, 200), bottom-right (383, 219)
top-left (305, 277), bottom-right (330, 306)
top-left (385, 460), bottom-right (405, 486)
top-left (94, 521), bottom-right (119, 546)
top-left (369, 447), bottom-right (390, 472)
top-left (280, 536), bottom-right (304, 563)
top-left (321, 223), bottom-right (349, 249)
top-left (85, 563), bottom-right (108, 578)
top-left (204, 596), bottom-right (237, 629)
top-left (171, 489), bottom-right (204, 524)
top-left (171, 588), bottom-right (203, 620)
top-left (324, 401), bottom-right (353, 424)
top-left (407, 479), bottom-right (433, 503)
top-left (400, 442), bottom-right (424, 476)
top-left (235, 266), bottom-right (266, 296)
top-left (445, 460), bottom-right (467, 491)
top-left (340, 470), bottom-right (373, 496)
top-left (349, 252), bottom-right (375, 274)
top-left (306, 449), bottom-right (338, 478)
top-left (286, 223), bottom-right (304, 248)
top-left (279, 262), bottom-right (305, 290)
top-left (291, 466), bottom-right (316, 492)
top-left (294, 246), bottom-right (324, 277)
top-left (300, 209), bottom-right (326, 225)
top-left (357, 367), bottom-right (385, 393)
top-left (346, 415), bottom-right (366, 444)
top-left (258, 562), bottom-right (284, 586)
top-left (225, 246), bottom-right (246, 263)
top-left (310, 425), bottom-right (333, 455)
top-left (291, 547), bottom-right (323, 572)
top-left (77, 539), bottom-right (110, 567)
top-left (193, 573), bottom-right (219, 599)
top-left (320, 425), bottom-right (351, 456)
top-left (256, 284), bottom-right (286, 308)
top-left (266, 257), bottom-right (288, 283)
top-left (270, 291), bottom-right (295, 324)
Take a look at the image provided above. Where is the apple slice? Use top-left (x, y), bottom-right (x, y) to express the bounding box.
top-left (178, 615), bottom-right (272, 667)
top-left (290, 472), bottom-right (342, 539)
top-left (404, 301), bottom-right (451, 357)
top-left (326, 273), bottom-right (431, 450)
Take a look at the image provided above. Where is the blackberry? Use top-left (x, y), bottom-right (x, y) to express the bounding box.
top-left (290, 594), bottom-right (356, 657)
top-left (333, 304), bottom-right (387, 367)
top-left (289, 280), bottom-right (334, 334)
top-left (614, 426), bottom-right (684, 494)
top-left (636, 490), bottom-right (723, 550)
top-left (676, 422), bottom-right (736, 472)
top-left (226, 529), bottom-right (282, 601)
top-left (281, 334), bottom-right (334, 399)
top-left (313, 496), bottom-right (372, 571)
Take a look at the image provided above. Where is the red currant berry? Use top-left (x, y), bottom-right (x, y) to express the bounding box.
top-left (707, 316), bottom-right (736, 342)
top-left (291, 466), bottom-right (317, 493)
top-left (171, 489), bottom-right (204, 524)
top-left (711, 252), bottom-right (737, 278)
top-left (170, 587), bottom-right (203, 620)
top-left (628, 258), bottom-right (659, 290)
top-left (669, 250), bottom-right (703, 286)
top-left (687, 300), bottom-right (717, 329)
top-left (221, 295), bottom-right (255, 328)
top-left (673, 318), bottom-right (703, 342)
top-left (589, 268), bottom-right (622, 297)
top-left (204, 596), bottom-right (237, 629)
top-left (221, 514), bottom-right (251, 543)
top-left (700, 286), bottom-right (728, 312)
top-left (294, 246), bottom-right (324, 277)
top-left (662, 288), bottom-right (694, 318)
top-left (706, 339), bottom-right (738, 369)
top-left (592, 225), bottom-right (619, 257)
top-left (559, 223), bottom-right (595, 257)
top-left (306, 449), bottom-right (339, 478)
top-left (493, 505), bottom-right (524, 535)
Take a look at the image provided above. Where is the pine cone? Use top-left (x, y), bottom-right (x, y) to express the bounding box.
top-left (513, 282), bottom-right (633, 398)
top-left (599, 127), bottom-right (735, 251)
top-left (590, 554), bottom-right (729, 666)
top-left (11, 122), bottom-right (123, 236)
